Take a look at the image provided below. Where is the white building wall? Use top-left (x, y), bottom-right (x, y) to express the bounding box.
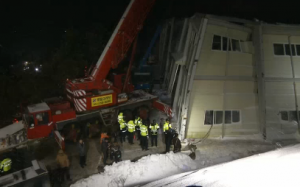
top-left (161, 14), bottom-right (300, 141)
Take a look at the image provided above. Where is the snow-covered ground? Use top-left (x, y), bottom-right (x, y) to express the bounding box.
top-left (71, 152), bottom-right (196, 187)
top-left (142, 143), bottom-right (300, 187)
top-left (70, 136), bottom-right (286, 187)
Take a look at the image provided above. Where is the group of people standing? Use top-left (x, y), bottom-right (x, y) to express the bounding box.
top-left (118, 112), bottom-right (161, 151)
top-left (118, 112), bottom-right (181, 153)
top-left (53, 113), bottom-right (182, 183)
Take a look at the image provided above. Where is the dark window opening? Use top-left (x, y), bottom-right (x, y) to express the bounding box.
top-left (222, 37), bottom-right (228, 51)
top-left (232, 111), bottom-right (240, 123)
top-left (225, 111), bottom-right (232, 124)
top-left (288, 111), bottom-right (297, 121)
top-left (280, 111), bottom-right (288, 121)
top-left (36, 112), bottom-right (49, 125)
top-left (204, 110), bottom-right (213, 125)
top-left (296, 45), bottom-right (300, 56)
top-left (214, 111), bottom-right (223, 124)
top-left (212, 35), bottom-right (221, 50)
top-left (231, 39), bottom-right (241, 52)
top-left (274, 44), bottom-right (284, 55)
top-left (285, 44), bottom-right (296, 56)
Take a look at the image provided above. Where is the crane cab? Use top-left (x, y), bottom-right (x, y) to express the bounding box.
top-left (23, 103), bottom-right (54, 139)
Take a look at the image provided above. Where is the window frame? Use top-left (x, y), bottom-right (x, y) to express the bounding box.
top-left (35, 112), bottom-right (50, 126)
top-left (211, 35), bottom-right (244, 53)
top-left (231, 38), bottom-right (242, 52)
top-left (231, 110), bottom-right (242, 124)
top-left (213, 110), bottom-right (224, 125)
top-left (273, 43), bottom-right (298, 57)
top-left (280, 110), bottom-right (299, 122)
top-left (204, 110), bottom-right (242, 125)
top-left (212, 35), bottom-right (222, 51)
top-left (204, 110), bottom-right (214, 125)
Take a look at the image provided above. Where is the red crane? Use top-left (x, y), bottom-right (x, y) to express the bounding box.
top-left (66, 0), bottom-right (156, 113)
top-left (18, 0), bottom-right (172, 150)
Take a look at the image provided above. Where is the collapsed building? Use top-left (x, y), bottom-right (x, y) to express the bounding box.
top-left (156, 14), bottom-right (300, 141)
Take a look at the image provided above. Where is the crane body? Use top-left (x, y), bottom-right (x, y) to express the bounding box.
top-left (9, 0), bottom-right (173, 150)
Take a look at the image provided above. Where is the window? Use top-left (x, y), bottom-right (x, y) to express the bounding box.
top-left (296, 45), bottom-right (300, 56)
top-left (204, 110), bottom-right (213, 125)
top-left (231, 39), bottom-right (241, 52)
top-left (212, 35), bottom-right (242, 52)
top-left (26, 114), bottom-right (35, 128)
top-left (214, 111), bottom-right (223, 124)
top-left (274, 43), bottom-right (298, 56)
top-left (36, 112), bottom-right (49, 125)
top-left (225, 111), bottom-right (232, 124)
top-left (232, 111), bottom-right (240, 123)
top-left (222, 37), bottom-right (228, 51)
top-left (285, 44), bottom-right (296, 56)
top-left (280, 110), bottom-right (298, 121)
top-left (274, 44), bottom-right (284, 55)
top-left (288, 111), bottom-right (297, 121)
top-left (280, 111), bottom-right (288, 121)
top-left (212, 35), bottom-right (221, 50)
top-left (204, 110), bottom-right (241, 125)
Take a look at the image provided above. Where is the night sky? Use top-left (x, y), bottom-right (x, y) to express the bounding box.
top-left (1, 0), bottom-right (300, 63)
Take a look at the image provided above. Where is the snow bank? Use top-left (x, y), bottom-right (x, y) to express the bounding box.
top-left (142, 144), bottom-right (300, 187)
top-left (71, 152), bottom-right (196, 187)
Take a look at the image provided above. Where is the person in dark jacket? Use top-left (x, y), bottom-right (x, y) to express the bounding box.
top-left (172, 133), bottom-right (181, 153)
top-left (101, 138), bottom-right (109, 165)
top-left (78, 139), bottom-right (86, 168)
top-left (110, 142), bottom-right (122, 163)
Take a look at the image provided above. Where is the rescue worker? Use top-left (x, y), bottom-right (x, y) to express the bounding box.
top-left (163, 118), bottom-right (172, 152)
top-left (140, 122), bottom-right (149, 151)
top-left (78, 139), bottom-right (86, 168)
top-left (172, 133), bottom-right (181, 153)
top-left (150, 120), bottom-right (159, 147)
top-left (56, 149), bottom-right (71, 182)
top-left (118, 112), bottom-right (124, 123)
top-left (127, 120), bottom-right (135, 144)
top-left (0, 158), bottom-right (12, 173)
top-left (134, 116), bottom-right (142, 141)
top-left (118, 112), bottom-right (127, 143)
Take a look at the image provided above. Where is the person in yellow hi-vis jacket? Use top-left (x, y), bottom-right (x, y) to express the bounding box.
top-left (0, 158), bottom-right (12, 173)
top-left (118, 112), bottom-right (127, 143)
top-left (163, 118), bottom-right (172, 152)
top-left (119, 121), bottom-right (127, 143)
top-left (150, 120), bottom-right (159, 147)
top-left (140, 122), bottom-right (149, 151)
top-left (127, 120), bottom-right (135, 144)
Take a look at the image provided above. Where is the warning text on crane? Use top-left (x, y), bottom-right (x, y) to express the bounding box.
top-left (91, 94), bottom-right (113, 107)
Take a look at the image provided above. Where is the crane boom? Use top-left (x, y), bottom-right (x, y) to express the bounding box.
top-left (66, 0), bottom-right (156, 113)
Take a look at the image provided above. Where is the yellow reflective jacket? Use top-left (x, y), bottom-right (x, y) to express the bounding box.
top-left (120, 122), bottom-right (127, 130)
top-left (118, 113), bottom-right (124, 123)
top-left (134, 117), bottom-right (141, 126)
top-left (163, 122), bottom-right (172, 132)
top-left (140, 125), bottom-right (148, 136)
top-left (150, 123), bottom-right (159, 135)
top-left (0, 158), bottom-right (12, 172)
top-left (127, 120), bottom-right (136, 133)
